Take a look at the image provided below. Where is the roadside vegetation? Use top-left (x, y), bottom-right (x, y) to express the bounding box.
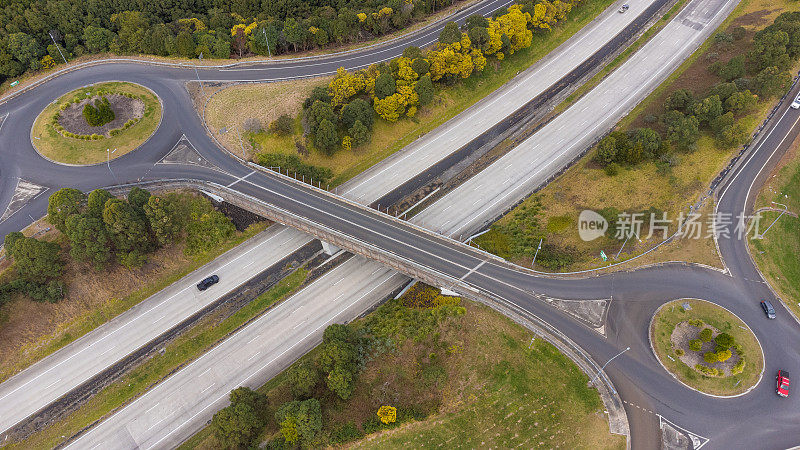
top-left (8, 268), bottom-right (307, 449)
top-left (650, 299), bottom-right (763, 396)
top-left (751, 143), bottom-right (800, 320)
top-left (206, 0), bottom-right (616, 185)
top-left (476, 0), bottom-right (800, 271)
top-left (0, 188), bottom-right (261, 383)
top-left (31, 82), bottom-right (161, 164)
top-left (182, 284), bottom-right (624, 449)
top-left (0, 0), bottom-right (481, 87)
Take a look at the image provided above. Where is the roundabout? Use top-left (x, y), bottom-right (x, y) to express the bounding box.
top-left (29, 82), bottom-right (161, 165)
top-left (650, 298), bottom-right (764, 397)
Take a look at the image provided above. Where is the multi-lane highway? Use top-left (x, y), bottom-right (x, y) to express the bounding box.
top-left (1, 0), bottom-right (799, 448)
top-left (0, 0), bottom-right (663, 438)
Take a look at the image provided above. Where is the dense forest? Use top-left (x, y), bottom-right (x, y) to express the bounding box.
top-left (0, 0), bottom-right (461, 83)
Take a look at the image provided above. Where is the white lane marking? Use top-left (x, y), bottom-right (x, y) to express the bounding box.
top-left (227, 170), bottom-right (256, 188)
top-left (247, 352), bottom-right (261, 361)
top-left (146, 411), bottom-right (174, 431)
top-left (200, 383), bottom-right (215, 394)
top-left (43, 379), bottom-right (62, 390)
top-left (145, 403), bottom-right (160, 414)
top-left (292, 320), bottom-right (307, 330)
top-left (247, 335), bottom-right (261, 344)
top-left (198, 367), bottom-right (212, 378)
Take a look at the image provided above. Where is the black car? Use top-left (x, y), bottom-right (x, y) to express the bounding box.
top-left (760, 299), bottom-right (776, 319)
top-left (197, 275), bottom-right (220, 291)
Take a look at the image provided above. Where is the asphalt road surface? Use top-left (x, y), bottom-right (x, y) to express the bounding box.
top-left (0, 0), bottom-right (666, 438)
top-left (1, 0), bottom-right (799, 448)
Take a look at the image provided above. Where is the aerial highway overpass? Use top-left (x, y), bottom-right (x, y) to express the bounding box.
top-left (1, 0), bottom-right (799, 448)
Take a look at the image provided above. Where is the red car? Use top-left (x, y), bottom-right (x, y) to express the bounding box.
top-left (776, 370), bottom-right (790, 398)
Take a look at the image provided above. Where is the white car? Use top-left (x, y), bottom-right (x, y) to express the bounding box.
top-left (791, 93), bottom-right (800, 109)
top-left (619, 4), bottom-right (629, 12)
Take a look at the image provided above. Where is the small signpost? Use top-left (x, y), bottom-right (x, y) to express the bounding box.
top-left (600, 250), bottom-right (608, 262)
top-left (10, 80), bottom-right (19, 87)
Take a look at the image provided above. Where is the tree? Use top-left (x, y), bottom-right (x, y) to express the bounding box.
top-left (4, 232), bottom-right (24, 256)
top-left (719, 122), bottom-right (749, 148)
top-left (275, 399), bottom-right (323, 446)
top-left (414, 74), bottom-right (435, 106)
top-left (689, 339), bottom-right (703, 352)
top-left (103, 199), bottom-right (152, 265)
top-left (283, 18), bottom-right (305, 52)
top-left (326, 364), bottom-right (354, 400)
top-left (110, 11), bottom-right (149, 54)
top-left (288, 362), bottom-right (318, 399)
top-left (464, 14), bottom-right (489, 31)
top-left (595, 135), bottom-right (618, 166)
top-left (11, 237), bottom-right (63, 282)
top-left (48, 188), bottom-right (86, 232)
top-left (314, 119), bottom-right (339, 155)
top-left (715, 349), bottom-right (732, 362)
top-left (699, 328), bottom-right (713, 342)
top-left (664, 111), bottom-right (699, 151)
top-left (710, 55), bottom-right (745, 82)
top-left (755, 66), bottom-right (791, 97)
top-left (270, 114), bottom-right (294, 135)
top-left (185, 209), bottom-right (235, 256)
top-left (374, 72), bottom-right (396, 100)
top-left (439, 21), bottom-right (462, 45)
top-left (65, 214), bottom-right (112, 270)
top-left (87, 189), bottom-right (114, 218)
top-left (83, 26), bottom-right (115, 53)
top-left (7, 32), bottom-right (43, 68)
top-left (724, 90), bottom-right (757, 114)
top-left (411, 58), bottom-right (430, 76)
top-left (340, 98), bottom-right (374, 130)
top-left (664, 89), bottom-right (695, 113)
top-left (703, 351), bottom-right (718, 364)
top-left (714, 332), bottom-right (735, 349)
top-left (175, 31), bottom-right (195, 58)
top-left (127, 186), bottom-right (151, 211)
top-left (211, 387), bottom-right (269, 449)
top-left (692, 95), bottom-right (723, 125)
top-left (349, 120), bottom-right (370, 147)
top-left (631, 128), bottom-right (663, 158)
top-left (307, 100), bottom-right (335, 134)
top-left (144, 195), bottom-right (183, 246)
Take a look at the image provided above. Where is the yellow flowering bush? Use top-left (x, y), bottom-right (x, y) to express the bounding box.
top-left (377, 405), bottom-right (397, 424)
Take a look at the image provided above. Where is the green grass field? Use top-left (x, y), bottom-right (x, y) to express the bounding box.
top-left (31, 82), bottom-right (161, 165)
top-left (650, 299), bottom-right (763, 396)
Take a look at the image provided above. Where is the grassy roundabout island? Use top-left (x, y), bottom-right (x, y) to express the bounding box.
top-left (31, 82), bottom-right (161, 165)
top-left (650, 299), bottom-right (764, 397)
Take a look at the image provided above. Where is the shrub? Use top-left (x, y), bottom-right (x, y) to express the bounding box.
top-left (257, 153), bottom-right (333, 184)
top-left (699, 328), bottom-right (713, 342)
top-left (675, 348), bottom-right (684, 356)
top-left (703, 351), bottom-right (718, 363)
top-left (695, 364), bottom-right (719, 376)
top-left (604, 162), bottom-right (620, 176)
top-left (731, 359), bottom-right (746, 374)
top-left (82, 96), bottom-right (115, 126)
top-left (716, 349), bottom-right (732, 362)
top-left (688, 319), bottom-right (704, 327)
top-left (270, 114), bottom-right (295, 135)
top-left (689, 339), bottom-right (703, 352)
top-left (714, 332), bottom-right (735, 349)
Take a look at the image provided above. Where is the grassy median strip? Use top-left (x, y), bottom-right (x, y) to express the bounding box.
top-left (9, 268), bottom-right (308, 449)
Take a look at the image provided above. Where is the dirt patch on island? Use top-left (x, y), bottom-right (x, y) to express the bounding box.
top-left (671, 321), bottom-right (741, 376)
top-left (58, 94), bottom-right (144, 137)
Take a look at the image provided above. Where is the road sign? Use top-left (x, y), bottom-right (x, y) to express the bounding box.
top-left (10, 80), bottom-right (19, 87)
top-left (600, 250), bottom-right (608, 261)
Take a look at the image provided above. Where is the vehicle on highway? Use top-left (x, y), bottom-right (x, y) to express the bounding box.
top-left (197, 275), bottom-right (220, 291)
top-left (776, 370), bottom-right (790, 397)
top-left (761, 299), bottom-right (776, 319)
top-left (619, 4), bottom-right (629, 12)
top-left (791, 93), bottom-right (800, 109)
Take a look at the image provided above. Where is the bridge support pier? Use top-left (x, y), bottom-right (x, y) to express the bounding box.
top-left (321, 240), bottom-right (341, 256)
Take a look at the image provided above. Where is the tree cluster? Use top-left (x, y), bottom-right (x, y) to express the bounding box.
top-left (595, 13), bottom-right (800, 174)
top-left (0, 0), bottom-right (471, 84)
top-left (46, 187), bottom-right (235, 270)
top-left (297, 1), bottom-right (582, 155)
top-left (1, 232), bottom-right (65, 304)
top-left (211, 387), bottom-right (270, 449)
top-left (82, 96), bottom-right (115, 126)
